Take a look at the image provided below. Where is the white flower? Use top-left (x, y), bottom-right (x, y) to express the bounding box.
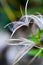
top-left (4, 14), bottom-right (43, 65)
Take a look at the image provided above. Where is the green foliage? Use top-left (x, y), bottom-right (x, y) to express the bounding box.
top-left (28, 48), bottom-right (43, 57)
top-left (28, 29), bottom-right (40, 45)
top-left (28, 29), bottom-right (43, 57)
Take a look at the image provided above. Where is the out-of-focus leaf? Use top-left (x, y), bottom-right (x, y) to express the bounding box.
top-left (0, 0), bottom-right (16, 21)
top-left (28, 48), bottom-right (43, 57)
top-left (28, 29), bottom-right (40, 45)
top-left (0, 7), bottom-right (10, 27)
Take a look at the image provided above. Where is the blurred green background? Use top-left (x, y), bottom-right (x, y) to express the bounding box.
top-left (0, 0), bottom-right (43, 28)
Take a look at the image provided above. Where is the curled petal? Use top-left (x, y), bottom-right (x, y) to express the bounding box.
top-left (20, 15), bottom-right (43, 30)
top-left (4, 21), bottom-right (28, 37)
top-left (6, 38), bottom-right (35, 45)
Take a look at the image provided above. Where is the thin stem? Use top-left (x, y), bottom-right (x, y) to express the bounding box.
top-left (25, 0), bottom-right (29, 22)
top-left (25, 0), bottom-right (29, 15)
top-left (28, 49), bottom-right (42, 65)
top-left (20, 6), bottom-right (24, 16)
